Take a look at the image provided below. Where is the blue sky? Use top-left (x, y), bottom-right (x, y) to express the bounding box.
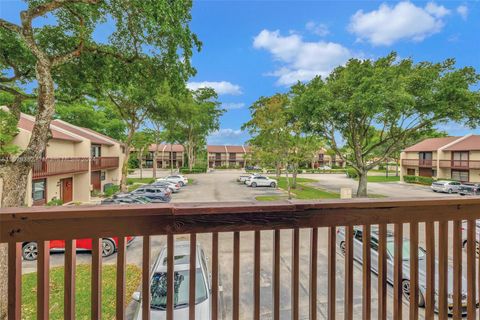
top-left (2, 1), bottom-right (479, 145)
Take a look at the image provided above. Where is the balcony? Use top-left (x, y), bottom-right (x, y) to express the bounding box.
top-left (401, 159), bottom-right (436, 167)
top-left (32, 157), bottom-right (89, 179)
top-left (439, 160), bottom-right (480, 170)
top-left (2, 199), bottom-right (480, 319)
top-left (91, 156), bottom-right (120, 171)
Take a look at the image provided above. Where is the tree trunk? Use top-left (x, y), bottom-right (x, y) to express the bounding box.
top-left (275, 162), bottom-right (280, 181)
top-left (292, 163), bottom-right (298, 189)
top-left (0, 58), bottom-right (56, 319)
top-left (285, 163), bottom-right (292, 200)
top-left (153, 143), bottom-right (159, 179)
top-left (357, 170), bottom-right (368, 198)
top-left (120, 128), bottom-right (135, 192)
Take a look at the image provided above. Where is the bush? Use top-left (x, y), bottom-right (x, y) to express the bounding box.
top-left (180, 167), bottom-right (207, 174)
top-left (46, 198), bottom-right (63, 206)
top-left (346, 168), bottom-right (358, 178)
top-left (104, 184), bottom-right (120, 197)
top-left (128, 157), bottom-right (139, 169)
top-left (403, 175), bottom-right (434, 185)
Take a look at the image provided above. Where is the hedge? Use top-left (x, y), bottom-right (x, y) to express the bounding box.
top-left (403, 175), bottom-right (435, 185)
top-left (179, 167), bottom-right (207, 174)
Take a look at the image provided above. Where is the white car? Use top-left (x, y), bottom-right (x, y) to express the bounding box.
top-left (151, 181), bottom-right (181, 193)
top-left (238, 173), bottom-right (260, 183)
top-left (132, 241), bottom-right (211, 320)
top-left (157, 175), bottom-right (188, 187)
top-left (431, 180), bottom-right (461, 194)
top-left (245, 176), bottom-right (277, 188)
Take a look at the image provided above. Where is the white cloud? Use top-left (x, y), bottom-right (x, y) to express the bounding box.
top-left (208, 128), bottom-right (248, 145)
top-left (210, 128), bottom-right (244, 137)
top-left (305, 21), bottom-right (330, 36)
top-left (222, 102), bottom-right (246, 110)
top-left (253, 29), bottom-right (352, 85)
top-left (187, 81), bottom-right (242, 95)
top-left (349, 1), bottom-right (449, 46)
top-left (457, 5), bottom-right (468, 20)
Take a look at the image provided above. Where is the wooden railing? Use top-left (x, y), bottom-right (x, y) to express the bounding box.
top-left (439, 160), bottom-right (480, 169)
top-left (402, 159), bottom-right (436, 167)
top-left (90, 156), bottom-right (120, 171)
top-left (32, 157), bottom-right (89, 179)
top-left (2, 198), bottom-right (480, 319)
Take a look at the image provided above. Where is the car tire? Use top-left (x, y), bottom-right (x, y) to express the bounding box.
top-left (252, 182), bottom-right (257, 188)
top-left (178, 181), bottom-right (184, 187)
top-left (270, 182), bottom-right (276, 188)
top-left (402, 279), bottom-right (426, 307)
top-left (22, 242), bottom-right (38, 261)
top-left (102, 239), bottom-right (116, 257)
top-left (448, 189), bottom-right (453, 194)
top-left (339, 241), bottom-right (346, 255)
top-left (433, 190), bottom-right (437, 193)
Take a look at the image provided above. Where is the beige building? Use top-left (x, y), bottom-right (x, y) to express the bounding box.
top-left (1, 112), bottom-right (124, 206)
top-left (142, 144), bottom-right (185, 168)
top-left (312, 149), bottom-right (345, 168)
top-left (400, 134), bottom-right (480, 182)
top-left (207, 145), bottom-right (251, 168)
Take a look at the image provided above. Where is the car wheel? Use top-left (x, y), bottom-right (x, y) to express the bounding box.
top-left (102, 239), bottom-right (116, 257)
top-left (339, 241), bottom-right (346, 255)
top-left (402, 279), bottom-right (426, 307)
top-left (252, 182), bottom-right (257, 188)
top-left (178, 181), bottom-right (184, 187)
top-left (448, 189), bottom-right (453, 194)
top-left (22, 242), bottom-right (38, 261)
top-left (432, 190), bottom-right (437, 193)
top-left (270, 182), bottom-right (276, 188)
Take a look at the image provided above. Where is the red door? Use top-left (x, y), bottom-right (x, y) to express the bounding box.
top-left (91, 171), bottom-right (101, 191)
top-left (61, 177), bottom-right (73, 203)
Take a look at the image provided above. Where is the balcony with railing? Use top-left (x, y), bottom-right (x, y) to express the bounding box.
top-left (401, 159), bottom-right (437, 167)
top-left (32, 157), bottom-right (90, 179)
top-left (439, 160), bottom-right (480, 170)
top-left (90, 156), bottom-right (120, 171)
top-left (2, 198), bottom-right (480, 319)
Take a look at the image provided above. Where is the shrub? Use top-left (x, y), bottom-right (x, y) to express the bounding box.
top-left (46, 198), bottom-right (63, 206)
top-left (403, 175), bottom-right (417, 183)
top-left (180, 167), bottom-right (207, 174)
top-left (403, 175), bottom-right (434, 185)
top-left (346, 168), bottom-right (358, 178)
top-left (104, 184), bottom-right (120, 197)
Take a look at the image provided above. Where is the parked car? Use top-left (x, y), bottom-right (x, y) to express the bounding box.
top-left (431, 181), bottom-right (462, 194)
top-left (245, 176), bottom-right (277, 188)
top-left (337, 227), bottom-right (470, 315)
top-left (22, 237), bottom-right (135, 261)
top-left (157, 175), bottom-right (189, 187)
top-left (132, 241), bottom-right (211, 319)
top-left (101, 193), bottom-right (166, 205)
top-left (237, 174), bottom-right (251, 183)
top-left (461, 220), bottom-right (480, 254)
top-left (459, 183), bottom-right (480, 196)
top-left (151, 180), bottom-right (181, 193)
top-left (318, 165), bottom-right (331, 170)
top-left (131, 186), bottom-right (171, 202)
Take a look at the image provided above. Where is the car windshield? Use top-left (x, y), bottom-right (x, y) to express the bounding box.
top-left (386, 240), bottom-right (426, 260)
top-left (150, 269), bottom-right (208, 310)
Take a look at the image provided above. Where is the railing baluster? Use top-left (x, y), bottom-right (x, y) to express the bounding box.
top-left (467, 220), bottom-right (476, 319)
top-left (292, 228), bottom-right (300, 320)
top-left (212, 232), bottom-right (219, 320)
top-left (393, 223), bottom-right (403, 320)
top-left (8, 242), bottom-right (22, 320)
top-left (166, 234), bottom-right (174, 320)
top-left (254, 230), bottom-right (261, 320)
top-left (345, 226), bottom-right (354, 320)
top-left (453, 220), bottom-right (462, 319)
top-left (37, 240), bottom-right (50, 320)
top-left (91, 238), bottom-right (102, 320)
top-left (233, 231), bottom-right (240, 320)
top-left (273, 229), bottom-right (280, 320)
top-left (409, 222), bottom-right (419, 320)
top-left (378, 224), bottom-right (387, 320)
top-left (425, 222), bottom-right (435, 320)
top-left (438, 221), bottom-right (448, 320)
top-left (142, 236), bottom-right (151, 320)
top-left (362, 225), bottom-right (371, 320)
top-left (310, 228), bottom-right (318, 320)
top-left (189, 233), bottom-right (197, 320)
top-left (328, 227), bottom-right (336, 320)
top-left (116, 237), bottom-right (126, 320)
top-left (64, 240), bottom-right (76, 320)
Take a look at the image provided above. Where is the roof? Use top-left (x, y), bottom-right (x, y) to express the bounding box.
top-left (18, 114), bottom-right (82, 143)
top-left (226, 145), bottom-right (246, 153)
top-left (207, 145), bottom-right (251, 153)
top-left (207, 145), bottom-right (228, 153)
top-left (52, 120), bottom-right (114, 146)
top-left (404, 137), bottom-right (461, 152)
top-left (80, 126), bottom-right (122, 145)
top-left (148, 144), bottom-right (184, 152)
top-left (443, 135), bottom-right (480, 151)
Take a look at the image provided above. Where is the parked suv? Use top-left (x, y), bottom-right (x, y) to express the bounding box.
top-left (459, 183), bottom-right (480, 196)
top-left (131, 187), bottom-right (171, 202)
top-left (245, 175), bottom-right (277, 188)
top-left (431, 181), bottom-right (461, 194)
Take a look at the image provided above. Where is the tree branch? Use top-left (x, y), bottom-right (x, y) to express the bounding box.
top-left (0, 19), bottom-right (22, 33)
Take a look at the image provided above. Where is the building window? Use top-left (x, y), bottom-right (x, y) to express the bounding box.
top-left (407, 168), bottom-right (415, 176)
top-left (91, 144), bottom-right (101, 157)
top-left (100, 171), bottom-right (106, 181)
top-left (32, 179), bottom-right (46, 202)
top-left (432, 169), bottom-right (437, 177)
top-left (452, 170), bottom-right (469, 182)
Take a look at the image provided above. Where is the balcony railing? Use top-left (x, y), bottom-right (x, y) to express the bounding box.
top-left (401, 159), bottom-right (436, 167)
top-left (32, 157), bottom-right (89, 179)
top-left (439, 160), bottom-right (480, 170)
top-left (2, 199), bottom-right (480, 319)
top-left (91, 156), bottom-right (120, 171)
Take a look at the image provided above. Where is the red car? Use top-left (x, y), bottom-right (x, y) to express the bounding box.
top-left (22, 237), bottom-right (135, 261)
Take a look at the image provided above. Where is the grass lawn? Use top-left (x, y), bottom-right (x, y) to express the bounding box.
top-left (22, 264), bottom-right (141, 320)
top-left (366, 175), bottom-right (400, 182)
top-left (270, 176), bottom-right (339, 200)
top-left (255, 195), bottom-right (286, 201)
top-left (127, 177), bottom-right (155, 185)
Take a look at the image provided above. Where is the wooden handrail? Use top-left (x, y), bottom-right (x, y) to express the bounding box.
top-left (32, 157), bottom-right (89, 179)
top-left (4, 198), bottom-right (480, 319)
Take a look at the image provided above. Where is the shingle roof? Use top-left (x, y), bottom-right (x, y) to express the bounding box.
top-left (443, 135), bottom-right (480, 151)
top-left (207, 145), bottom-right (228, 153)
top-left (18, 114), bottom-right (82, 143)
top-left (148, 144), bottom-right (184, 152)
top-left (226, 145), bottom-right (246, 153)
top-left (52, 120), bottom-right (114, 146)
top-left (404, 137), bottom-right (461, 152)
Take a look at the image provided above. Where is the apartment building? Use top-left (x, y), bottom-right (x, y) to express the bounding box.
top-left (400, 134), bottom-right (480, 182)
top-left (207, 145), bottom-right (251, 168)
top-left (142, 144), bottom-right (185, 168)
top-left (312, 149), bottom-right (345, 168)
top-left (2, 112), bottom-right (124, 206)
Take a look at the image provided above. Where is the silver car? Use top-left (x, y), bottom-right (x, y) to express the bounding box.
top-left (431, 181), bottom-right (462, 194)
top-left (132, 241), bottom-right (211, 319)
top-left (337, 227), bottom-right (470, 315)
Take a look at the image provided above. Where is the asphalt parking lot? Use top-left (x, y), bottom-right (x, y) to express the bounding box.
top-left (22, 170), bottom-right (471, 319)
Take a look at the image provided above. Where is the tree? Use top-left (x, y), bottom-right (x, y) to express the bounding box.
top-left (294, 53), bottom-right (480, 197)
top-left (0, 109), bottom-right (20, 157)
top-left (131, 131), bottom-right (154, 179)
